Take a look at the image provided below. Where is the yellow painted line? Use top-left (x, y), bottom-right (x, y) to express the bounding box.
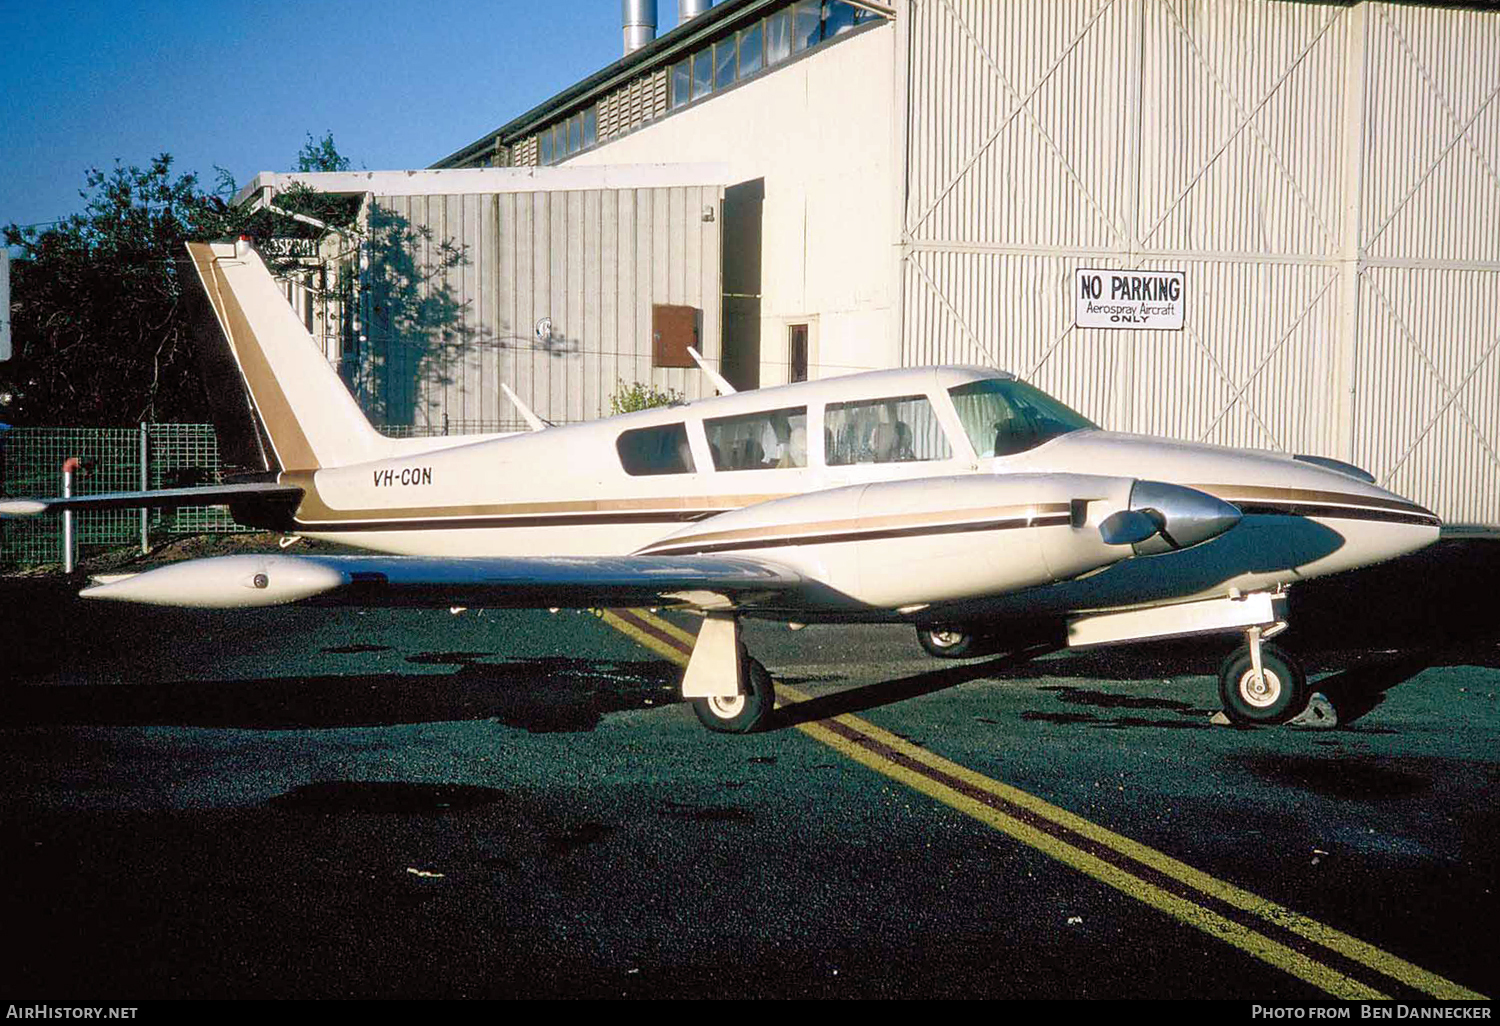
top-left (606, 607), bottom-right (1487, 1001)
top-left (785, 692), bottom-right (1485, 1002)
top-left (636, 610), bottom-right (699, 649)
top-left (809, 704), bottom-right (1488, 1002)
top-left (795, 714), bottom-right (1385, 1000)
top-left (595, 609), bottom-right (692, 664)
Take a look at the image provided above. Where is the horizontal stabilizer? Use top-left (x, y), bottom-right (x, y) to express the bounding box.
top-left (0, 482), bottom-right (304, 518)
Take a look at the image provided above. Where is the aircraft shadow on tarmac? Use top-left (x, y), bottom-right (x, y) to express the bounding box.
top-left (776, 538), bottom-right (1500, 732)
top-left (1, 541), bottom-right (1494, 735)
top-left (0, 655), bottom-right (683, 734)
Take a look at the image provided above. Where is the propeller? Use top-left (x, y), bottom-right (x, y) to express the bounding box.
top-left (1099, 481), bottom-right (1242, 554)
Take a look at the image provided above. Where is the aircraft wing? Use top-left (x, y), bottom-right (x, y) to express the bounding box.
top-left (0, 482), bottom-right (304, 517)
top-left (76, 552), bottom-right (804, 611)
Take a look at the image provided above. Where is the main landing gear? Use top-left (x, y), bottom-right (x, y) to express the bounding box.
top-left (916, 625), bottom-right (991, 659)
top-left (682, 615), bottom-right (776, 734)
top-left (1217, 624), bottom-right (1309, 726)
top-left (692, 651), bottom-right (775, 733)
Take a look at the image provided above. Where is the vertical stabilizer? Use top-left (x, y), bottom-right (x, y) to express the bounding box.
top-left (185, 241), bottom-right (388, 470)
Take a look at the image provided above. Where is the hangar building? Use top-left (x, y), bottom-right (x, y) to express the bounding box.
top-left (255, 0), bottom-right (1500, 527)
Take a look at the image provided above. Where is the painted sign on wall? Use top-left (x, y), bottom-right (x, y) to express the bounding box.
top-left (1074, 268), bottom-right (1185, 331)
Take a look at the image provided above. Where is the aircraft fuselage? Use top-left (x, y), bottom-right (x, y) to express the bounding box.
top-left (266, 366), bottom-right (1437, 622)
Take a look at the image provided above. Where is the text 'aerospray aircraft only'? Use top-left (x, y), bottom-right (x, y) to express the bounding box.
top-left (1, 240), bottom-right (1441, 732)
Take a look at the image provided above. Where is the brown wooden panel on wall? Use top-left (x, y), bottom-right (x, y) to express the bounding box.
top-left (653, 303), bottom-right (699, 368)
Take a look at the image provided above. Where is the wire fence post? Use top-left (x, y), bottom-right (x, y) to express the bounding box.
top-left (61, 457), bottom-right (79, 573)
top-left (139, 423), bottom-right (149, 555)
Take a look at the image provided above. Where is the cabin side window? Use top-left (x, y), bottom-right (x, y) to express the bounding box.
top-left (617, 423), bottom-right (696, 476)
top-left (704, 406), bottom-right (808, 471)
top-left (826, 395), bottom-right (952, 466)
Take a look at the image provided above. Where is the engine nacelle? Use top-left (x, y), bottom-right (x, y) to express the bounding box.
top-left (644, 473), bottom-right (1146, 609)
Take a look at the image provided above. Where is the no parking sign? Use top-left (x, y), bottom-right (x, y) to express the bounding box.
top-left (1075, 268), bottom-right (1185, 330)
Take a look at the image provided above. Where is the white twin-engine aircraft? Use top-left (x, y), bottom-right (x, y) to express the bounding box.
top-left (1, 240), bottom-right (1441, 733)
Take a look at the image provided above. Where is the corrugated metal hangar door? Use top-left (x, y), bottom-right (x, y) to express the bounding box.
top-left (898, 0), bottom-right (1500, 526)
top-left (360, 183), bottom-right (724, 431)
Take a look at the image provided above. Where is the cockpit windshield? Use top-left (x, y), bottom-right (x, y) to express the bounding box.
top-left (948, 378), bottom-right (1096, 458)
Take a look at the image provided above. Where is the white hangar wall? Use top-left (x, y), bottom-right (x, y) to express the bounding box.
top-left (562, 23), bottom-right (900, 385)
top-left (364, 183), bottom-right (724, 429)
top-left (242, 168), bottom-right (731, 431)
top-left (898, 0), bottom-right (1500, 526)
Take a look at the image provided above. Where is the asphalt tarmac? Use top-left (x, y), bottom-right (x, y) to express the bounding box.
top-left (0, 540), bottom-right (1496, 1000)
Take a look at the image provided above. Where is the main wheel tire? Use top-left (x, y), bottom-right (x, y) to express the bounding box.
top-left (1218, 642), bottom-right (1308, 725)
top-left (917, 626), bottom-right (983, 659)
top-left (692, 655), bottom-right (776, 734)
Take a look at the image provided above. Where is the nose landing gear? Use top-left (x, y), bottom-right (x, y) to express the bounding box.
top-left (1218, 623), bottom-right (1308, 725)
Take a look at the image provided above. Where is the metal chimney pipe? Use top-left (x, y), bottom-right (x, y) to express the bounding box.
top-left (679, 0), bottom-right (713, 21)
top-left (623, 0), bottom-right (658, 55)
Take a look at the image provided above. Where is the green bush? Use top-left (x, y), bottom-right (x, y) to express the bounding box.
top-left (608, 380), bottom-right (685, 416)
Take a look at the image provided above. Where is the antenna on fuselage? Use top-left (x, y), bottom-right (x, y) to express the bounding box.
top-left (687, 347), bottom-right (737, 396)
top-left (501, 383), bottom-right (549, 433)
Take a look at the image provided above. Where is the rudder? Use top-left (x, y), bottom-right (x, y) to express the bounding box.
top-left (184, 240), bottom-right (387, 471)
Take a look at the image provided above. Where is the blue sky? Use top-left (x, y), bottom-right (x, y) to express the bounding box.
top-left (0, 0), bottom-right (681, 230)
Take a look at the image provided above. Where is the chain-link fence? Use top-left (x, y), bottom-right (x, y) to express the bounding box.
top-left (0, 420), bottom-right (554, 570)
top-left (0, 424), bottom-right (248, 570)
top-left (379, 418), bottom-right (534, 438)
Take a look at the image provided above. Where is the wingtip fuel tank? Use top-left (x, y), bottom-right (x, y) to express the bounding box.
top-left (79, 554), bottom-right (348, 608)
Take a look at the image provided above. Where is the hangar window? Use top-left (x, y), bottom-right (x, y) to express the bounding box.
top-left (826, 1), bottom-right (878, 37)
top-left (652, 3), bottom-right (883, 117)
top-left (617, 423), bottom-right (697, 476)
top-left (739, 22), bottom-right (764, 77)
top-left (766, 9), bottom-right (792, 65)
top-left (714, 38), bottom-right (737, 89)
top-left (792, 0), bottom-right (823, 52)
top-left (948, 379), bottom-right (1096, 459)
top-left (705, 406), bottom-right (808, 471)
top-left (826, 395), bottom-right (951, 466)
top-left (789, 324), bottom-right (809, 383)
top-left (692, 47), bottom-right (713, 99)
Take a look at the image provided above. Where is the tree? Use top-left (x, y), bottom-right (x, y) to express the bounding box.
top-left (1, 138), bottom-right (358, 426)
top-left (296, 130), bottom-right (352, 173)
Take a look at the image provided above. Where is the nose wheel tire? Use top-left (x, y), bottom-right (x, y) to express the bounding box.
top-left (917, 626), bottom-right (985, 659)
top-left (692, 655), bottom-right (775, 734)
top-left (1217, 642), bottom-right (1308, 725)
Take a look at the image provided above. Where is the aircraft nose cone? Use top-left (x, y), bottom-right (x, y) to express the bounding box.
top-left (1129, 480), bottom-right (1242, 555)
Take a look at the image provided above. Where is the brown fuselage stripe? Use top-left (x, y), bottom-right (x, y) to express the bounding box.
top-left (1193, 484), bottom-right (1436, 518)
top-left (276, 470), bottom-right (794, 525)
top-left (638, 501), bottom-right (1074, 552)
top-left (807, 712), bottom-right (1426, 999)
top-left (279, 471), bottom-right (1438, 537)
top-left (642, 514), bottom-right (1075, 556)
top-left (1233, 503), bottom-right (1440, 528)
top-left (292, 510), bottom-right (718, 532)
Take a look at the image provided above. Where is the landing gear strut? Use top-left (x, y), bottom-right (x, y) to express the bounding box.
top-left (1218, 624), bottom-right (1308, 726)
